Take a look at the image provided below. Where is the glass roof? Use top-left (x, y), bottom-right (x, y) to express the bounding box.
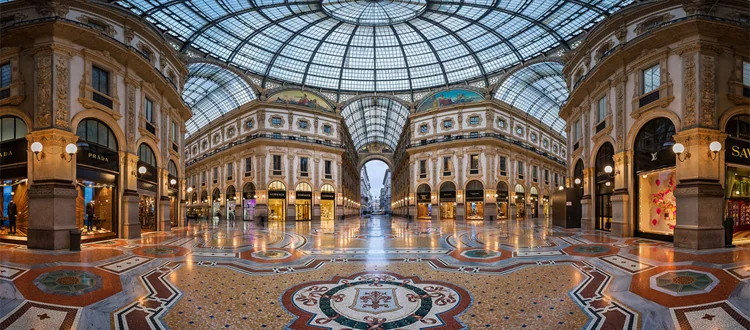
top-left (494, 61), bottom-right (568, 135)
top-left (183, 62), bottom-right (256, 135)
top-left (340, 97), bottom-right (410, 150)
top-left (117, 0), bottom-right (629, 93)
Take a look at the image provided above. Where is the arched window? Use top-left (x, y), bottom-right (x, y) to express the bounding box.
top-left (76, 118), bottom-right (117, 150)
top-left (0, 116), bottom-right (27, 142)
top-left (138, 143), bottom-right (157, 167)
top-left (417, 184), bottom-right (431, 193)
top-left (497, 182), bottom-right (509, 193)
top-left (321, 184), bottom-right (335, 192)
top-left (191, 192), bottom-right (197, 203)
top-left (466, 180), bottom-right (483, 191)
top-left (634, 117), bottom-right (676, 173)
top-left (515, 184), bottom-right (525, 194)
top-left (725, 114), bottom-right (749, 141)
top-left (295, 182), bottom-right (312, 191)
top-left (212, 188), bottom-right (221, 201)
top-left (243, 182), bottom-right (256, 200)
top-left (268, 181), bottom-right (286, 191)
top-left (226, 186), bottom-right (236, 201)
top-left (530, 187), bottom-right (538, 195)
top-left (201, 190), bottom-right (208, 203)
top-left (440, 182), bottom-right (456, 191)
top-left (574, 159), bottom-right (584, 183)
top-left (168, 160), bottom-right (178, 177)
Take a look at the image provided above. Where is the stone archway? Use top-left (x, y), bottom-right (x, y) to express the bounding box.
top-left (358, 153), bottom-right (394, 173)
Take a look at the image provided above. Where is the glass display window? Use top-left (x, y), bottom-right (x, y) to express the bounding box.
top-left (320, 200), bottom-right (335, 221)
top-left (268, 198), bottom-right (285, 220)
top-left (637, 169), bottom-right (677, 236)
top-left (77, 180), bottom-right (116, 236)
top-left (139, 194), bottom-right (156, 231)
top-left (0, 180), bottom-right (28, 238)
top-left (440, 202), bottom-right (456, 220)
top-left (466, 201), bottom-right (484, 220)
top-left (417, 203), bottom-right (431, 219)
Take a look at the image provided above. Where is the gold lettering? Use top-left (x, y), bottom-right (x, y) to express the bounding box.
top-left (87, 152), bottom-right (109, 162)
top-left (0, 151), bottom-right (12, 157)
top-left (730, 145), bottom-right (750, 159)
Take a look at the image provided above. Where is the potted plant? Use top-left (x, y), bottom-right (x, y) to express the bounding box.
top-left (723, 216), bottom-right (735, 248)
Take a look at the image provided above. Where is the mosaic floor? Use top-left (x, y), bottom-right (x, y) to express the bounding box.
top-left (0, 216), bottom-right (748, 330)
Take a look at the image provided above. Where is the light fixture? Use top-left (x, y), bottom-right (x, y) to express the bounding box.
top-left (737, 191), bottom-right (741, 195)
top-left (559, 186), bottom-right (564, 191)
top-left (603, 165), bottom-right (620, 178)
top-left (138, 166), bottom-right (147, 175)
top-left (708, 141), bottom-right (721, 160)
top-left (642, 174), bottom-right (648, 179)
top-left (170, 178), bottom-right (177, 185)
top-left (574, 178), bottom-right (581, 185)
top-left (62, 143), bottom-right (77, 162)
top-left (187, 187), bottom-right (193, 193)
top-left (672, 143), bottom-right (690, 162)
top-left (605, 182), bottom-right (611, 187)
top-left (30, 142), bottom-right (44, 161)
top-left (494, 194), bottom-right (498, 198)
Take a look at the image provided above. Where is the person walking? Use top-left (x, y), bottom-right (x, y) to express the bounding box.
top-left (86, 200), bottom-right (95, 233)
top-left (7, 200), bottom-right (17, 234)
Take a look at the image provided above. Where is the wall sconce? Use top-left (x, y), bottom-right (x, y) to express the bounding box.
top-left (62, 144), bottom-right (77, 163)
top-left (708, 141), bottom-right (721, 160)
top-left (672, 143), bottom-right (690, 162)
top-left (574, 178), bottom-right (581, 185)
top-left (170, 178), bottom-right (177, 185)
top-left (603, 165), bottom-right (620, 178)
top-left (187, 187), bottom-right (193, 193)
top-left (605, 182), bottom-right (611, 187)
top-left (494, 194), bottom-right (498, 198)
top-left (138, 166), bottom-right (147, 177)
top-left (30, 142), bottom-right (44, 161)
top-left (558, 186), bottom-right (564, 190)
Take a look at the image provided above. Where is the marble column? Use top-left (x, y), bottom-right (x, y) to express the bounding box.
top-left (580, 167), bottom-right (595, 230)
top-left (121, 152), bottom-right (141, 239)
top-left (673, 128), bottom-right (726, 249)
top-left (27, 129), bottom-right (79, 250)
top-left (610, 151), bottom-right (633, 237)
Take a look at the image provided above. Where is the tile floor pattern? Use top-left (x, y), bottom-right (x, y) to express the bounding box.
top-left (0, 216), bottom-right (747, 330)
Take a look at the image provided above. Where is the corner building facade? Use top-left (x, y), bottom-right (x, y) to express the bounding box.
top-left (560, 0), bottom-right (750, 249)
top-left (0, 1), bottom-right (190, 249)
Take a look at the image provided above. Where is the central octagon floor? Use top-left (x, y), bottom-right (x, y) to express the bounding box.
top-left (1, 215), bottom-right (749, 330)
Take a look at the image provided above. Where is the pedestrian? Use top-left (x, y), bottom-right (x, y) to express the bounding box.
top-left (7, 200), bottom-right (17, 234)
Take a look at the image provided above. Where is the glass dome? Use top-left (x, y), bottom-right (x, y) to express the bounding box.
top-left (118, 0), bottom-right (629, 93)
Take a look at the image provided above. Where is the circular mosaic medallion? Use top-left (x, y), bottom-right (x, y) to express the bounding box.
top-left (142, 247), bottom-right (180, 255)
top-left (573, 245), bottom-right (611, 254)
top-left (651, 270), bottom-right (719, 296)
top-left (251, 250), bottom-right (292, 259)
top-left (283, 272), bottom-right (469, 329)
top-left (461, 249), bottom-right (502, 259)
top-left (34, 270), bottom-right (102, 296)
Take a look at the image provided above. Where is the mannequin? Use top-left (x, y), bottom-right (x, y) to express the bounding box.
top-left (86, 200), bottom-right (95, 233)
top-left (7, 200), bottom-right (17, 234)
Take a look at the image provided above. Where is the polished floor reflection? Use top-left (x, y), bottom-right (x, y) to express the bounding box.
top-left (1, 215), bottom-right (748, 329)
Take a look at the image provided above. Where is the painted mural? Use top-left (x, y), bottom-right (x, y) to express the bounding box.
top-left (267, 89), bottom-right (333, 112)
top-left (417, 89), bottom-right (484, 112)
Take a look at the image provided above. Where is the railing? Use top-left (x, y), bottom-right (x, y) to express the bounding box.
top-left (186, 133), bottom-right (345, 167)
top-left (407, 132), bottom-right (567, 166)
top-left (93, 92), bottom-right (113, 108)
top-left (639, 90), bottom-right (659, 108)
top-left (2, 17), bottom-right (179, 95)
top-left (568, 14), bottom-right (749, 96)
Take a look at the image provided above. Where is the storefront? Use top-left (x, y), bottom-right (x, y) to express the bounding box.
top-left (167, 160), bottom-right (179, 227)
top-left (198, 190), bottom-right (209, 218)
top-left (295, 182), bottom-right (312, 221)
top-left (211, 188), bottom-right (221, 218)
top-left (320, 184), bottom-right (335, 221)
top-left (515, 184), bottom-right (525, 219)
top-left (496, 182), bottom-right (509, 219)
top-left (724, 114), bottom-right (750, 238)
top-left (75, 119), bottom-right (119, 239)
top-left (595, 142), bottom-right (614, 231)
top-left (242, 182), bottom-right (256, 220)
top-left (226, 186), bottom-right (237, 220)
top-left (0, 116), bottom-right (29, 241)
top-left (416, 184), bottom-right (432, 219)
top-left (529, 187), bottom-right (539, 218)
top-left (465, 180), bottom-right (484, 220)
top-left (439, 182), bottom-right (456, 220)
top-left (268, 181), bottom-right (286, 221)
top-left (634, 117), bottom-right (677, 241)
top-left (137, 143), bottom-right (158, 231)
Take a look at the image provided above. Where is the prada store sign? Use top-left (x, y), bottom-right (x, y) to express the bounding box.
top-left (0, 139), bottom-right (26, 166)
top-left (77, 143), bottom-right (119, 172)
top-left (726, 137), bottom-right (750, 165)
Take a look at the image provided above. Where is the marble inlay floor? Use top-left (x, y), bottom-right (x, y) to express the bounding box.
top-left (0, 216), bottom-right (748, 330)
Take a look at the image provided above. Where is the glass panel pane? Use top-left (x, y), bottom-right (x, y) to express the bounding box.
top-left (86, 119), bottom-right (98, 143)
top-left (1, 118), bottom-right (13, 141)
top-left (98, 122), bottom-right (108, 146)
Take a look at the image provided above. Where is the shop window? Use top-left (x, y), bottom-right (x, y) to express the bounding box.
top-left (324, 160), bottom-right (332, 179)
top-left (496, 182), bottom-right (509, 219)
top-left (300, 157), bottom-right (309, 177)
top-left (465, 180), bottom-right (484, 220)
top-left (272, 155), bottom-right (282, 176)
top-left (227, 162), bottom-right (233, 181)
top-left (419, 160), bottom-right (427, 179)
top-left (442, 156), bottom-right (452, 176)
top-left (0, 116), bottom-right (27, 142)
top-left (320, 184), bottom-right (335, 221)
top-left (0, 62), bottom-right (10, 100)
top-left (469, 154), bottom-right (479, 175)
top-left (642, 64), bottom-right (660, 94)
top-left (499, 156), bottom-right (507, 176)
top-left (244, 157), bottom-right (252, 177)
top-left (517, 161), bottom-right (524, 180)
